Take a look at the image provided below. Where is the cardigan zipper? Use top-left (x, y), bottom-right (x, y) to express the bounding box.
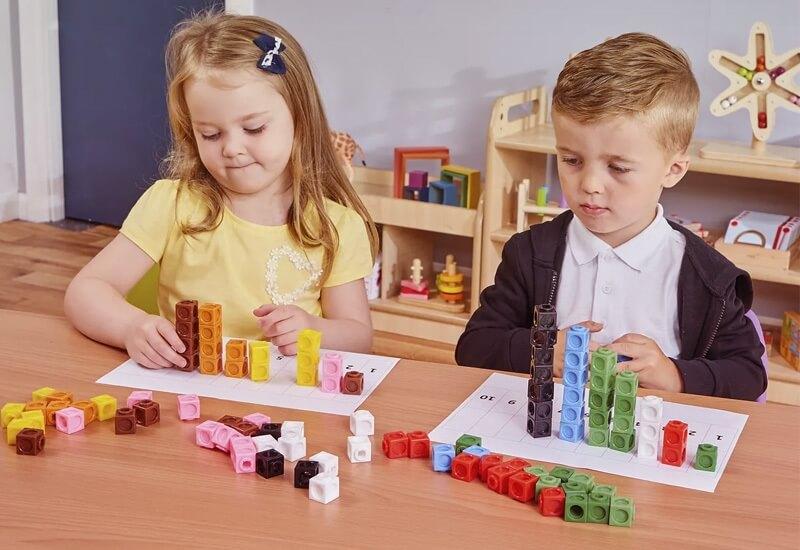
top-left (700, 299), bottom-right (726, 358)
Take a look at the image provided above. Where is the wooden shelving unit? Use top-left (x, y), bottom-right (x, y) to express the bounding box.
top-left (352, 166), bottom-right (482, 345)
top-left (481, 86), bottom-right (800, 404)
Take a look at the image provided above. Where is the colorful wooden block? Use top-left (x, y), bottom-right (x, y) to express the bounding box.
top-left (393, 146), bottom-right (450, 198)
top-left (441, 164), bottom-right (481, 208)
top-left (428, 180), bottom-right (460, 206)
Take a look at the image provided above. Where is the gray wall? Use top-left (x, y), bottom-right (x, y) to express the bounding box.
top-left (257, 0), bottom-right (799, 317)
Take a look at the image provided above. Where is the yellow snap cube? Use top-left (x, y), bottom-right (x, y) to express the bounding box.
top-left (296, 351), bottom-right (319, 386)
top-left (1, 403), bottom-right (25, 428)
top-left (297, 329), bottom-right (322, 355)
top-left (7, 416), bottom-right (42, 445)
top-left (251, 361), bottom-right (270, 382)
top-left (249, 341), bottom-right (270, 382)
top-left (31, 387), bottom-right (57, 402)
top-left (20, 410), bottom-right (45, 430)
top-left (90, 394), bottom-right (118, 421)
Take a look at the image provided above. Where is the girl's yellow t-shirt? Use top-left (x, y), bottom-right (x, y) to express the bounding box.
top-left (120, 179), bottom-right (373, 340)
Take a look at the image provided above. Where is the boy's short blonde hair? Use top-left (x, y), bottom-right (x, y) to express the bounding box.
top-left (552, 32), bottom-right (700, 155)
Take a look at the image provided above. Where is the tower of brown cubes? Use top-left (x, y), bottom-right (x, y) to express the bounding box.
top-left (175, 300), bottom-right (199, 372)
top-left (528, 304), bottom-right (557, 438)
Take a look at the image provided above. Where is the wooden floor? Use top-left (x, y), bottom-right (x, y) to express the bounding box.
top-left (0, 220), bottom-right (457, 364)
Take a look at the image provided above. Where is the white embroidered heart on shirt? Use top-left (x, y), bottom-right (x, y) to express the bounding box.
top-left (264, 245), bottom-right (322, 305)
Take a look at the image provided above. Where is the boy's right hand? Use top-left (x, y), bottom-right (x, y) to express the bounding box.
top-left (123, 314), bottom-right (186, 370)
top-left (553, 320), bottom-right (604, 377)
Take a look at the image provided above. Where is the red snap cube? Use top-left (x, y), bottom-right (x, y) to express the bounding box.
top-left (451, 453), bottom-right (480, 482)
top-left (479, 453), bottom-right (505, 482)
top-left (508, 471), bottom-right (538, 503)
top-left (539, 486), bottom-right (566, 517)
top-left (407, 430), bottom-right (430, 458)
top-left (382, 431), bottom-right (409, 458)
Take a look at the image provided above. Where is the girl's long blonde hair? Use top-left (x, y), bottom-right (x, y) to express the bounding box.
top-left (163, 11), bottom-right (378, 284)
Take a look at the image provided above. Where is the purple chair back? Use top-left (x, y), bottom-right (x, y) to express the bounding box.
top-left (744, 309), bottom-right (769, 403)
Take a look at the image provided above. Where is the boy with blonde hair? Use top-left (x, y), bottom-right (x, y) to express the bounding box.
top-left (456, 33), bottom-right (766, 400)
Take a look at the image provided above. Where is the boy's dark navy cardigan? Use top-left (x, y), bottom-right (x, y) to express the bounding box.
top-left (455, 211), bottom-right (767, 401)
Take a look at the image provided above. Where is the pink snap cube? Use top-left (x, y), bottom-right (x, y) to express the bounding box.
top-left (320, 375), bottom-right (340, 394)
top-left (127, 390), bottom-right (153, 408)
top-left (230, 436), bottom-right (257, 473)
top-left (211, 424), bottom-right (239, 452)
top-left (177, 394), bottom-right (201, 420)
top-left (322, 352), bottom-right (342, 377)
top-left (243, 412), bottom-right (271, 426)
top-left (55, 407), bottom-right (85, 434)
top-left (195, 420), bottom-right (222, 449)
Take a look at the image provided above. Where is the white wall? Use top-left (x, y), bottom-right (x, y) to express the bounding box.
top-left (0, 0), bottom-right (20, 221)
top-left (256, 0), bottom-right (800, 318)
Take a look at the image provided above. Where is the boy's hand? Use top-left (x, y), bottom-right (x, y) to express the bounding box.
top-left (123, 314), bottom-right (186, 370)
top-left (253, 304), bottom-right (318, 356)
top-left (553, 320), bottom-right (604, 377)
top-left (606, 333), bottom-right (684, 393)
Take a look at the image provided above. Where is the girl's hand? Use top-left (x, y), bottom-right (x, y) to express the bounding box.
top-left (123, 313), bottom-right (186, 370)
top-left (253, 304), bottom-right (318, 356)
top-left (553, 320), bottom-right (603, 377)
top-left (606, 333), bottom-right (684, 393)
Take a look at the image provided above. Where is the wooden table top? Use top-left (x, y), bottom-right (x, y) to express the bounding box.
top-left (1, 310), bottom-right (798, 549)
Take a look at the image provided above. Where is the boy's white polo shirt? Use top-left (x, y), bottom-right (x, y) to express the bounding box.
top-left (555, 204), bottom-right (686, 359)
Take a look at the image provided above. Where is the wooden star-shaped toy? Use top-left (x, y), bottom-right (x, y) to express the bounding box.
top-left (704, 21), bottom-right (800, 167)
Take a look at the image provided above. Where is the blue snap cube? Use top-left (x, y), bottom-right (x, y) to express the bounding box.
top-left (566, 325), bottom-right (590, 351)
top-left (563, 350), bottom-right (588, 372)
top-left (559, 420), bottom-right (586, 443)
top-left (462, 445), bottom-right (491, 458)
top-left (562, 386), bottom-right (585, 407)
top-left (432, 443), bottom-right (456, 472)
top-left (560, 403), bottom-right (585, 424)
top-left (563, 366), bottom-right (589, 387)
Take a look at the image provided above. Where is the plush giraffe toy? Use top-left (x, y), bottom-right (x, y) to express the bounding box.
top-left (330, 130), bottom-right (365, 181)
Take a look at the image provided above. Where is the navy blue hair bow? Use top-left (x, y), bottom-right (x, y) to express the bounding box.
top-left (253, 33), bottom-right (286, 75)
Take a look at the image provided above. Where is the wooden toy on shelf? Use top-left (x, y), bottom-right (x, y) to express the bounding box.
top-left (722, 210), bottom-right (800, 251)
top-left (441, 165), bottom-right (481, 209)
top-left (704, 21), bottom-right (800, 167)
top-left (516, 178), bottom-right (567, 232)
top-left (436, 255), bottom-right (465, 306)
top-left (330, 130), bottom-right (365, 182)
top-left (399, 258), bottom-right (430, 301)
top-left (393, 147), bottom-right (450, 199)
top-left (402, 170), bottom-right (430, 202)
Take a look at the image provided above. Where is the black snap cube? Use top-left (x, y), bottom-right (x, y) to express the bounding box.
top-left (530, 365), bottom-right (553, 384)
top-left (531, 346), bottom-right (554, 368)
top-left (256, 449), bottom-right (284, 479)
top-left (526, 417), bottom-right (552, 438)
top-left (527, 399), bottom-right (553, 419)
top-left (293, 460), bottom-right (320, 489)
top-left (528, 379), bottom-right (555, 402)
top-left (533, 304), bottom-right (557, 329)
top-left (530, 328), bottom-right (557, 349)
top-left (257, 422), bottom-right (282, 439)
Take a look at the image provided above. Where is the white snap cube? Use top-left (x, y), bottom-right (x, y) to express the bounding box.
top-left (252, 434), bottom-right (279, 453)
top-left (309, 451), bottom-right (339, 477)
top-left (636, 439), bottom-right (658, 461)
top-left (349, 410), bottom-right (375, 436)
top-left (281, 420), bottom-right (305, 439)
top-left (347, 435), bottom-right (372, 463)
top-left (636, 395), bottom-right (663, 424)
top-left (277, 435), bottom-right (306, 462)
top-left (638, 421), bottom-right (661, 444)
top-left (309, 474), bottom-right (340, 504)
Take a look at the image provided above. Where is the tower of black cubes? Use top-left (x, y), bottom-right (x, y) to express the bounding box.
top-left (527, 304), bottom-right (557, 438)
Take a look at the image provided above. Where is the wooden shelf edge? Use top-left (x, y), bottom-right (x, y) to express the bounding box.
top-left (493, 125), bottom-right (800, 184)
top-left (369, 297), bottom-right (470, 327)
top-left (769, 353), bottom-right (800, 385)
